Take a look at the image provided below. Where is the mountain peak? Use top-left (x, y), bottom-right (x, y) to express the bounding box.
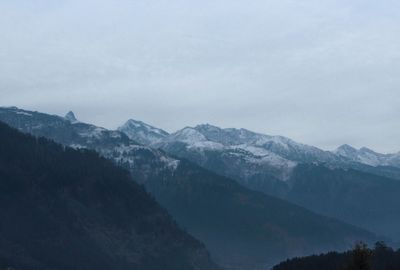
top-left (195, 123), bottom-right (221, 130)
top-left (118, 119), bottom-right (168, 145)
top-left (337, 144), bottom-right (357, 152)
top-left (121, 119), bottom-right (169, 135)
top-left (121, 119), bottom-right (144, 130)
top-left (65, 111), bottom-right (78, 123)
top-left (125, 118), bottom-right (146, 126)
top-left (170, 127), bottom-right (208, 142)
top-left (335, 144), bottom-right (359, 159)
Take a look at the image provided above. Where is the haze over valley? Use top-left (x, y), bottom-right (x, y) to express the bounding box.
top-left (1, 1), bottom-right (399, 270)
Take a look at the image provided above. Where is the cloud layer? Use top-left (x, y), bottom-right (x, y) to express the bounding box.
top-left (1, 0), bottom-right (399, 152)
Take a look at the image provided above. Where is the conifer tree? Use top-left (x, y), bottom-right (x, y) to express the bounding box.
top-left (344, 242), bottom-right (373, 270)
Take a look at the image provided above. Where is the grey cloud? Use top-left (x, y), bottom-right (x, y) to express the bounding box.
top-left (0, 0), bottom-right (399, 153)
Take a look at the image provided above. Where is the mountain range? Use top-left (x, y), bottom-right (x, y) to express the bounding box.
top-left (335, 144), bottom-right (400, 168)
top-left (120, 120), bottom-right (400, 172)
top-left (0, 106), bottom-right (382, 270)
top-left (119, 118), bottom-right (400, 241)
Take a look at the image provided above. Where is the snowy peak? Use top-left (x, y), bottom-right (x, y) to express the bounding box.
top-left (189, 124), bottom-right (341, 164)
top-left (121, 119), bottom-right (169, 136)
top-left (193, 124), bottom-right (298, 149)
top-left (335, 144), bottom-right (358, 156)
top-left (169, 127), bottom-right (209, 143)
top-left (118, 119), bottom-right (169, 146)
top-left (334, 144), bottom-right (395, 167)
top-left (157, 126), bottom-right (225, 152)
top-left (65, 111), bottom-right (78, 123)
top-left (194, 123), bottom-right (223, 134)
top-left (335, 144), bottom-right (383, 157)
top-left (193, 124), bottom-right (261, 146)
top-left (158, 125), bottom-right (297, 182)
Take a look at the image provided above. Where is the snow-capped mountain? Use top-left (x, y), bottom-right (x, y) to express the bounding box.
top-left (150, 123), bottom-right (352, 184)
top-left (186, 124), bottom-right (342, 164)
top-left (155, 125), bottom-right (297, 182)
top-left (0, 107), bottom-right (180, 176)
top-left (118, 119), bottom-right (169, 145)
top-left (118, 120), bottom-right (399, 172)
top-left (335, 144), bottom-right (400, 168)
top-left (116, 120), bottom-right (400, 189)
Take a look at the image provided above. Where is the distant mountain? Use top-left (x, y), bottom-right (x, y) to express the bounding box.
top-left (119, 120), bottom-right (400, 171)
top-left (190, 124), bottom-right (342, 164)
top-left (154, 125), bottom-right (301, 182)
top-left (156, 123), bottom-right (344, 164)
top-left (155, 124), bottom-right (400, 174)
top-left (118, 119), bottom-right (169, 145)
top-left (0, 107), bottom-right (377, 270)
top-left (0, 121), bottom-right (219, 270)
top-left (64, 110), bottom-right (79, 123)
top-left (335, 144), bottom-right (400, 168)
top-left (115, 120), bottom-right (400, 240)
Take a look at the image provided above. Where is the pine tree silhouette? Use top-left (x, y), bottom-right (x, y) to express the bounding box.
top-left (344, 242), bottom-right (373, 270)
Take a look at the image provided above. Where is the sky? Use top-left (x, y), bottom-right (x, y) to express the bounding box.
top-left (1, 0), bottom-right (399, 153)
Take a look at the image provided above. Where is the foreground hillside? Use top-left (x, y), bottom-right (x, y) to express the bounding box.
top-left (0, 107), bottom-right (377, 270)
top-left (0, 121), bottom-right (219, 270)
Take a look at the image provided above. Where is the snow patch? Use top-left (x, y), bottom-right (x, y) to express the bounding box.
top-left (16, 111), bottom-right (32, 116)
top-left (159, 155), bottom-right (180, 170)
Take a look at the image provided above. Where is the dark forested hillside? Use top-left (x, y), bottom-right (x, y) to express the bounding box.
top-left (273, 242), bottom-right (400, 270)
top-left (0, 121), bottom-right (219, 270)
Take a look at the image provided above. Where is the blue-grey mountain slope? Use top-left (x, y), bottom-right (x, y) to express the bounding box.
top-left (118, 119), bottom-right (169, 145)
top-left (119, 121), bottom-right (400, 241)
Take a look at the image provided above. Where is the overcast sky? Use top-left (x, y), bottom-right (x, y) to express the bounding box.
top-left (1, 0), bottom-right (399, 153)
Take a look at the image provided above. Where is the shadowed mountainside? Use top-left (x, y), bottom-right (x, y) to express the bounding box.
top-left (0, 121), bottom-right (220, 270)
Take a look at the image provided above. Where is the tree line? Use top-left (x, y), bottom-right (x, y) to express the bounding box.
top-left (273, 242), bottom-right (400, 270)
